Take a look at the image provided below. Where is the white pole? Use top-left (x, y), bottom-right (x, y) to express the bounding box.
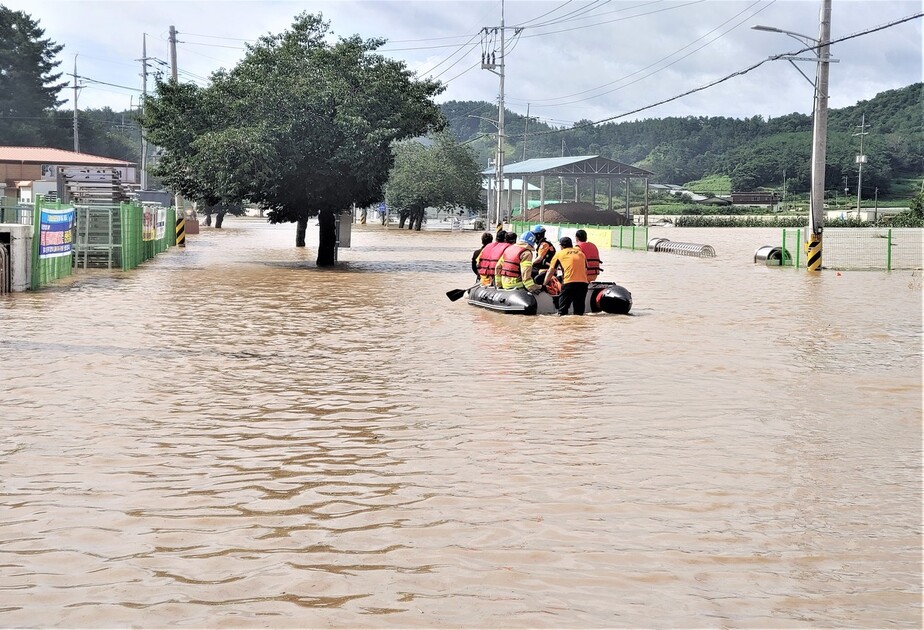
top-left (806, 0), bottom-right (832, 271)
top-left (496, 0), bottom-right (505, 226)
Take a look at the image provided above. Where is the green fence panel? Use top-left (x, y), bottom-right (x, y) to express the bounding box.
top-left (30, 197), bottom-right (75, 289)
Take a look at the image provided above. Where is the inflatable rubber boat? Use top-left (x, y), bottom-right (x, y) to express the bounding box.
top-left (467, 282), bottom-right (632, 315)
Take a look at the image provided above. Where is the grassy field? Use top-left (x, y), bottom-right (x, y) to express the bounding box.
top-left (682, 175), bottom-right (732, 194)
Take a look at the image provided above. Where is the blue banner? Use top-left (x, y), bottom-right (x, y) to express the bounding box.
top-left (39, 207), bottom-right (76, 259)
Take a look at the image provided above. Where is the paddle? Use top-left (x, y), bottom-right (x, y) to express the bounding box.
top-left (446, 283), bottom-right (480, 302)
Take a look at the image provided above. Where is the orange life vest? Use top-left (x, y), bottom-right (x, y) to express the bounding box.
top-left (477, 241), bottom-right (509, 278)
top-left (578, 241), bottom-right (602, 279)
top-left (499, 245), bottom-right (526, 278)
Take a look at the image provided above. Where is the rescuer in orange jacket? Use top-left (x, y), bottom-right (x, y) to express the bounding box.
top-left (543, 236), bottom-right (589, 315)
top-left (575, 229), bottom-right (603, 281)
top-left (495, 231), bottom-right (539, 292)
top-left (476, 230), bottom-right (509, 286)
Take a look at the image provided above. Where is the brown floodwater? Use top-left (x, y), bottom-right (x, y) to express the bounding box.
top-left (0, 219), bottom-right (920, 628)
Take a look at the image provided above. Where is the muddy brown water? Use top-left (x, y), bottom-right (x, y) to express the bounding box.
top-left (0, 219), bottom-right (920, 628)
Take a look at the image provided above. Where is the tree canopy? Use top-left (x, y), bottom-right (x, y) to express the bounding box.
top-left (142, 12), bottom-right (445, 265)
top-left (0, 6), bottom-right (64, 145)
top-left (386, 132), bottom-right (485, 230)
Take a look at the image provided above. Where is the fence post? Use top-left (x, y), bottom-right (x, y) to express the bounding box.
top-left (795, 228), bottom-right (801, 268)
top-left (631, 225), bottom-right (636, 250)
top-left (887, 228), bottom-right (892, 271)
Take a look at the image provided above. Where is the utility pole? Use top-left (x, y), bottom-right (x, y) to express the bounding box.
top-left (853, 113), bottom-right (869, 219)
top-left (169, 25), bottom-right (181, 211)
top-left (481, 0), bottom-right (521, 227)
top-left (806, 0), bottom-right (832, 271)
top-left (71, 55), bottom-right (81, 153)
top-left (782, 169), bottom-right (786, 211)
top-left (169, 26), bottom-right (178, 81)
top-left (138, 33), bottom-right (150, 190)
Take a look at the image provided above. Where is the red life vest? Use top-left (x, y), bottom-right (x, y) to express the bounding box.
top-left (499, 245), bottom-right (526, 278)
top-left (578, 241), bottom-right (602, 279)
top-left (477, 241), bottom-right (508, 278)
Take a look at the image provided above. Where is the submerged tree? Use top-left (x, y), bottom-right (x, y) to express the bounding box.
top-left (386, 131), bottom-right (485, 230)
top-left (142, 12), bottom-right (444, 264)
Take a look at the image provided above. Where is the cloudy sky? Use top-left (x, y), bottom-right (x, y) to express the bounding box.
top-left (8, 0), bottom-right (922, 126)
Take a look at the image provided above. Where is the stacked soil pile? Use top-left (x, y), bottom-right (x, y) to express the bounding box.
top-left (523, 202), bottom-right (632, 226)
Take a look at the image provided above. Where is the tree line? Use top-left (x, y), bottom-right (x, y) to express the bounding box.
top-left (441, 82), bottom-right (922, 198)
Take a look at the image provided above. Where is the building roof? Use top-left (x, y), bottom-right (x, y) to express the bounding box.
top-left (0, 146), bottom-right (135, 166)
top-left (482, 155), bottom-right (653, 178)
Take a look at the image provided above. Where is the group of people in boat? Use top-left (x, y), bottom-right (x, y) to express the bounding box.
top-left (471, 225), bottom-right (603, 316)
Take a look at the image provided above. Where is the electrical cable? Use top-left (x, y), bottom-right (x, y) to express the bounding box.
top-left (509, 0), bottom-right (774, 107)
top-left (526, 12), bottom-right (924, 137)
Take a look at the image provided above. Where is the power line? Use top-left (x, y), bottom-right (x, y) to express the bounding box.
top-left (528, 12), bottom-right (924, 136)
top-left (512, 0), bottom-right (574, 27)
top-left (509, 0), bottom-right (774, 107)
top-left (522, 0), bottom-right (705, 39)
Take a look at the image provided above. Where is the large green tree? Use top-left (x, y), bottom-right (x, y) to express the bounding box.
top-left (0, 6), bottom-right (65, 145)
top-left (143, 12), bottom-right (444, 265)
top-left (386, 132), bottom-right (485, 230)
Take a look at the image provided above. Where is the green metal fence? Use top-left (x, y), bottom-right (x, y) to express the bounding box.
top-left (31, 199), bottom-right (75, 289)
top-left (29, 198), bottom-right (177, 289)
top-left (782, 227), bottom-right (922, 271)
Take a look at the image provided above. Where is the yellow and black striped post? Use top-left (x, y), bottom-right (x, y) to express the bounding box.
top-left (175, 217), bottom-right (186, 248)
top-left (805, 232), bottom-right (822, 271)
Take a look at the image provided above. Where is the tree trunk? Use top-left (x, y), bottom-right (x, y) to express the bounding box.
top-left (398, 212), bottom-right (407, 229)
top-left (296, 218), bottom-right (308, 247)
top-left (215, 210), bottom-right (227, 229)
top-left (204, 213), bottom-right (212, 227)
top-left (317, 210), bottom-right (337, 267)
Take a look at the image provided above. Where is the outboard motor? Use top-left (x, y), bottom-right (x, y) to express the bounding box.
top-left (590, 283), bottom-right (632, 314)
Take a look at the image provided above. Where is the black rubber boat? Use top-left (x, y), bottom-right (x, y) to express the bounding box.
top-left (467, 282), bottom-right (632, 315)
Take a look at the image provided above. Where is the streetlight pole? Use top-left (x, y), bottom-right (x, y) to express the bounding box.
top-left (752, 0), bottom-right (833, 271)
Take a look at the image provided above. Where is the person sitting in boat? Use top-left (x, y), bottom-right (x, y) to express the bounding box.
top-left (543, 236), bottom-right (589, 315)
top-left (530, 225), bottom-right (556, 277)
top-left (575, 229), bottom-right (603, 281)
top-left (475, 230), bottom-right (510, 286)
top-left (495, 231), bottom-right (540, 293)
top-left (471, 231), bottom-right (493, 279)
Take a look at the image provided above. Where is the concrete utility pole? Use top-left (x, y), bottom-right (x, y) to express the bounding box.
top-left (752, 0), bottom-right (835, 270)
top-left (806, 0), bottom-right (833, 271)
top-left (853, 113), bottom-right (869, 218)
top-left (481, 0), bottom-right (522, 227)
top-left (169, 25), bottom-right (181, 211)
top-left (72, 55), bottom-right (80, 153)
top-left (139, 33), bottom-right (149, 190)
top-left (169, 26), bottom-right (178, 81)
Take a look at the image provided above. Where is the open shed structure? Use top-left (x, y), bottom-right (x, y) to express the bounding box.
top-left (482, 155), bottom-right (654, 226)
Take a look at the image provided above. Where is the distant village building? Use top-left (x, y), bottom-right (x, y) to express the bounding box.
top-left (731, 191), bottom-right (781, 207)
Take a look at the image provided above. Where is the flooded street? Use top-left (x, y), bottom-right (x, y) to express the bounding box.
top-left (1, 219), bottom-right (920, 628)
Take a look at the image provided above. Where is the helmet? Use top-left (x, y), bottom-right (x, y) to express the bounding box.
top-left (530, 224), bottom-right (546, 235)
top-left (520, 231), bottom-right (537, 247)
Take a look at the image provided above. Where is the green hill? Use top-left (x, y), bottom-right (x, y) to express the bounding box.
top-left (442, 83), bottom-right (923, 199)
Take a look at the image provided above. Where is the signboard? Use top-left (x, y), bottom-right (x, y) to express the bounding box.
top-left (155, 207), bottom-right (167, 240)
top-left (142, 207), bottom-right (156, 241)
top-left (38, 207), bottom-right (75, 259)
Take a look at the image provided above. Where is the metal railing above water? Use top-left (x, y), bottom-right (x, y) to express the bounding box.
top-left (647, 237), bottom-right (716, 258)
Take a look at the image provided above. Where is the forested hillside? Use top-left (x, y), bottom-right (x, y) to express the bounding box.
top-left (441, 83), bottom-right (922, 198)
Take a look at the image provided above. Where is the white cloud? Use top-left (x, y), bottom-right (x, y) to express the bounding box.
top-left (6, 0), bottom-right (922, 122)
